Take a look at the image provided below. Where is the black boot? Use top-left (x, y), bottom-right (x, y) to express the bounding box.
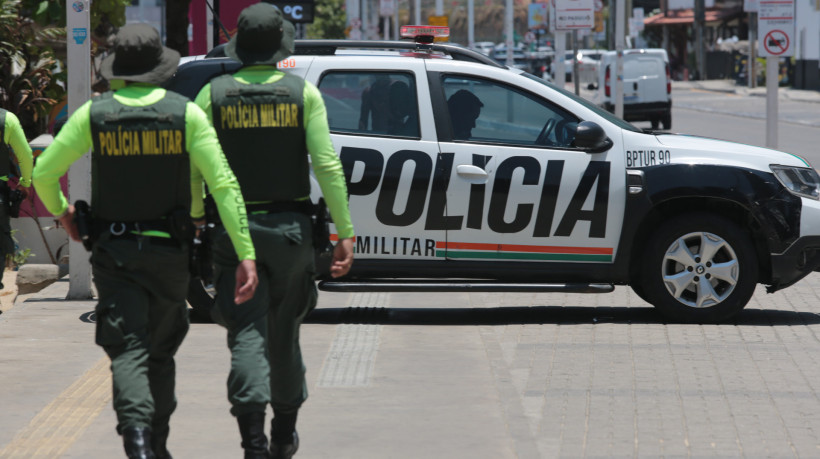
top-left (270, 410), bottom-right (299, 459)
top-left (269, 431), bottom-right (299, 459)
top-left (151, 425), bottom-right (172, 459)
top-left (122, 426), bottom-right (156, 459)
top-left (237, 412), bottom-right (269, 459)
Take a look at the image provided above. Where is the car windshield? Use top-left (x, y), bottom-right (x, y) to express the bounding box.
top-left (521, 73), bottom-right (641, 132)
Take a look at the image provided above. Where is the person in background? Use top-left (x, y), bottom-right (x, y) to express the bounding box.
top-left (0, 107), bottom-right (33, 289)
top-left (33, 24), bottom-right (258, 459)
top-left (447, 89), bottom-right (484, 140)
top-left (194, 4), bottom-right (354, 458)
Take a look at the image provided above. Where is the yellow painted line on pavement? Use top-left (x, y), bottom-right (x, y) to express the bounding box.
top-left (0, 357), bottom-right (111, 458)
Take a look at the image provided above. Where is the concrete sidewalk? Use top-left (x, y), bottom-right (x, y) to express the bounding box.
top-left (674, 79), bottom-right (820, 103)
top-left (6, 274), bottom-right (820, 458)
top-left (0, 280), bottom-right (510, 459)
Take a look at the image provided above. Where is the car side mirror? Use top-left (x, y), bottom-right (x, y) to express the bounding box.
top-left (573, 121), bottom-right (613, 153)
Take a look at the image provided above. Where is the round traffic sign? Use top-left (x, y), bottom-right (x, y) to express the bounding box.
top-left (763, 29), bottom-right (789, 56)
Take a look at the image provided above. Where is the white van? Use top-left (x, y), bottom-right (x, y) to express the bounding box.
top-left (593, 48), bottom-right (672, 130)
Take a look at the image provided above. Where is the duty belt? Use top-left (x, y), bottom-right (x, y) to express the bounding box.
top-left (246, 200), bottom-right (313, 215)
top-left (97, 219), bottom-right (171, 235)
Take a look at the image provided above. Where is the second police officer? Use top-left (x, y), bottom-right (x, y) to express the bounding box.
top-left (194, 4), bottom-right (354, 458)
top-left (0, 107), bottom-right (33, 289)
top-left (33, 24), bottom-right (259, 458)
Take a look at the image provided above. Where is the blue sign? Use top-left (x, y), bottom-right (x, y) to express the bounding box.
top-left (72, 1), bottom-right (84, 13)
top-left (72, 28), bottom-right (87, 45)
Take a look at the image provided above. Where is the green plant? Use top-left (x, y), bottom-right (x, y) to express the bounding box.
top-left (0, 0), bottom-right (65, 137)
top-left (9, 229), bottom-right (33, 268)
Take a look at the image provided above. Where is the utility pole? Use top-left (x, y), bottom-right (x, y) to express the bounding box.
top-left (615, 0), bottom-right (625, 118)
top-left (66, 0), bottom-right (93, 299)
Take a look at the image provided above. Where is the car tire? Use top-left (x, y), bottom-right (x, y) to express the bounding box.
top-left (640, 212), bottom-right (758, 323)
top-left (630, 283), bottom-right (651, 304)
top-left (661, 112), bottom-right (672, 130)
top-left (187, 277), bottom-right (215, 322)
top-left (650, 118), bottom-right (660, 130)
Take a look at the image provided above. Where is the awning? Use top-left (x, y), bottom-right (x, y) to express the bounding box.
top-left (644, 8), bottom-right (741, 26)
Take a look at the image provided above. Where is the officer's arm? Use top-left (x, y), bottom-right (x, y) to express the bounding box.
top-left (304, 82), bottom-right (355, 240)
top-left (190, 83), bottom-right (215, 222)
top-left (4, 112), bottom-right (33, 187)
top-left (33, 101), bottom-right (94, 218)
top-left (184, 102), bottom-right (255, 261)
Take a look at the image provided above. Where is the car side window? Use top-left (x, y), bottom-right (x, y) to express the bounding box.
top-left (442, 75), bottom-right (579, 148)
top-left (317, 71), bottom-right (420, 138)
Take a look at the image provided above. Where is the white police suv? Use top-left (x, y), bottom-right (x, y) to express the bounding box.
top-left (169, 26), bottom-right (820, 323)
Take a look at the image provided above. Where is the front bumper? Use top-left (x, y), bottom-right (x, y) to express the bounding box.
top-left (768, 235), bottom-right (820, 293)
top-left (604, 101), bottom-right (671, 121)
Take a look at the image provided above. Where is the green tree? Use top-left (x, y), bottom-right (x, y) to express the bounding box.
top-left (23, 0), bottom-right (130, 40)
top-left (306, 0), bottom-right (347, 39)
top-left (0, 0), bottom-right (65, 137)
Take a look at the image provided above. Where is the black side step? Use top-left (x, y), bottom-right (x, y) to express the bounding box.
top-left (318, 280), bottom-right (614, 293)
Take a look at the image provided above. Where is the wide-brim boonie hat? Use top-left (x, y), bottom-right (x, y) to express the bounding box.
top-left (100, 23), bottom-right (180, 85)
top-left (225, 3), bottom-right (295, 66)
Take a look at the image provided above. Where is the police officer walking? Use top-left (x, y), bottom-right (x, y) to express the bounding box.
top-left (0, 107), bottom-right (33, 289)
top-left (193, 4), bottom-right (354, 458)
top-left (33, 24), bottom-right (258, 458)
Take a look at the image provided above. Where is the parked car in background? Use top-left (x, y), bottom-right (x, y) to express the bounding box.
top-left (492, 46), bottom-right (528, 71)
top-left (472, 41), bottom-right (495, 56)
top-left (593, 48), bottom-right (672, 130)
top-left (576, 49), bottom-right (604, 85)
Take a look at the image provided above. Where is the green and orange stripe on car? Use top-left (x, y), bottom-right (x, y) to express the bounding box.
top-left (435, 241), bottom-right (613, 261)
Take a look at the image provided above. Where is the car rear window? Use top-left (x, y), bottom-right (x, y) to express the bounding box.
top-left (624, 57), bottom-right (664, 79)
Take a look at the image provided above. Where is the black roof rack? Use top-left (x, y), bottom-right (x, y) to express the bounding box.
top-left (204, 40), bottom-right (504, 68)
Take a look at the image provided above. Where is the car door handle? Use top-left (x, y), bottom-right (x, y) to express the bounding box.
top-left (456, 164), bottom-right (489, 181)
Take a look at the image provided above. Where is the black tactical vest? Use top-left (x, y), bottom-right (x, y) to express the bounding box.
top-left (0, 109), bottom-right (10, 177)
top-left (211, 73), bottom-right (310, 202)
top-left (89, 91), bottom-right (190, 221)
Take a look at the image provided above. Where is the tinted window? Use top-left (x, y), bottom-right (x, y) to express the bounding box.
top-left (318, 71), bottom-right (419, 138)
top-left (442, 75), bottom-right (579, 148)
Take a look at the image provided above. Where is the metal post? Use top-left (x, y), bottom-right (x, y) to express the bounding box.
top-left (362, 0), bottom-right (369, 39)
top-left (415, 0), bottom-right (421, 25)
top-left (766, 57), bottom-right (778, 148)
top-left (505, 0), bottom-right (513, 67)
top-left (468, 0), bottom-right (475, 48)
top-left (694, 0), bottom-right (705, 79)
top-left (749, 12), bottom-right (757, 88)
top-left (615, 0), bottom-right (625, 118)
top-left (66, 0), bottom-right (93, 299)
top-left (573, 30), bottom-right (580, 95)
top-left (555, 32), bottom-right (566, 88)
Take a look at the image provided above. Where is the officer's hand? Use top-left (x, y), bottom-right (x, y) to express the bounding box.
top-left (58, 205), bottom-right (80, 242)
top-left (193, 218), bottom-right (206, 238)
top-left (330, 238), bottom-right (354, 278)
top-left (234, 259), bottom-right (258, 304)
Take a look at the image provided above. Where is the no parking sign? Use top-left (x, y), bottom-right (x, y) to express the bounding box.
top-left (758, 0), bottom-right (794, 57)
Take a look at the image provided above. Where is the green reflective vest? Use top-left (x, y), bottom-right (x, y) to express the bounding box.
top-left (0, 109), bottom-right (9, 177)
top-left (210, 73), bottom-right (309, 202)
top-left (89, 91), bottom-right (190, 221)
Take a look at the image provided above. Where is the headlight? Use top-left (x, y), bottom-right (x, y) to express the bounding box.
top-left (771, 165), bottom-right (820, 200)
